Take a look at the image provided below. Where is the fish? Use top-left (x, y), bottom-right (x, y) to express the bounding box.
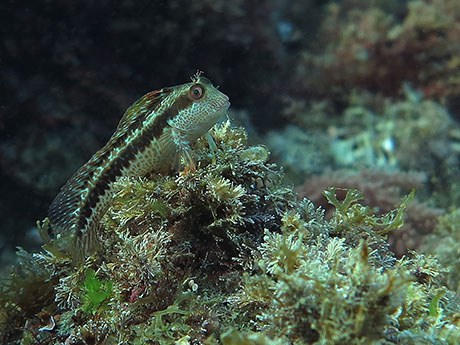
top-left (48, 73), bottom-right (230, 261)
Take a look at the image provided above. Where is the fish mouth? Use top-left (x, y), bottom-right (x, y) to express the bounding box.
top-left (217, 100), bottom-right (231, 112)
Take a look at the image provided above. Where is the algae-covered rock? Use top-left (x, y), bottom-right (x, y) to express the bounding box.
top-left (1, 122), bottom-right (459, 345)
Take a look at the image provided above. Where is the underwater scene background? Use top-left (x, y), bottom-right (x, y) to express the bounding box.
top-left (1, 0), bottom-right (460, 344)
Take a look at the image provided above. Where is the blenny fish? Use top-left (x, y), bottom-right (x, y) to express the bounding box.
top-left (48, 73), bottom-right (230, 260)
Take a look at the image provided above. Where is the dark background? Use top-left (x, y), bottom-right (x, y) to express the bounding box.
top-left (0, 0), bottom-right (326, 261)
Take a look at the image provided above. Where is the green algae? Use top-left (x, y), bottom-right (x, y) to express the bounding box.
top-left (324, 187), bottom-right (415, 235)
top-left (81, 269), bottom-right (113, 315)
top-left (1, 121), bottom-right (459, 344)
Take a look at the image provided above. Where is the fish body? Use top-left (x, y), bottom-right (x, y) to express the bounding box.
top-left (48, 75), bottom-right (230, 259)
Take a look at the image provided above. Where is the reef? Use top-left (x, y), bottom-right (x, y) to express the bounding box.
top-left (1, 123), bottom-right (459, 345)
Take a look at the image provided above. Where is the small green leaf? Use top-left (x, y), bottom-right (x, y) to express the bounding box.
top-left (323, 188), bottom-right (364, 214)
top-left (82, 268), bottom-right (113, 314)
top-left (429, 289), bottom-right (446, 318)
top-left (376, 189), bottom-right (415, 235)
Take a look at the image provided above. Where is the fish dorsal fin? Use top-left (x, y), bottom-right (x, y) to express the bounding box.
top-left (119, 90), bottom-right (168, 130)
top-left (48, 158), bottom-right (98, 256)
top-left (107, 88), bottom-right (172, 145)
top-left (48, 87), bottom-right (172, 258)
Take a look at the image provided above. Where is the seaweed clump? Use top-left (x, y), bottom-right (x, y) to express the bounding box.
top-left (297, 0), bottom-right (460, 102)
top-left (1, 122), bottom-right (460, 344)
top-left (422, 208), bottom-right (460, 295)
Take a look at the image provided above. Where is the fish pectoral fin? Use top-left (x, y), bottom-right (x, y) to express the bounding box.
top-left (169, 128), bottom-right (196, 172)
top-left (205, 132), bottom-right (218, 165)
top-left (178, 150), bottom-right (196, 174)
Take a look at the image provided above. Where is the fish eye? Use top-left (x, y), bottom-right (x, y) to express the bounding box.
top-left (189, 84), bottom-right (204, 100)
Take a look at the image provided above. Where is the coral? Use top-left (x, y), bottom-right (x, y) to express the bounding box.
top-left (0, 123), bottom-right (459, 344)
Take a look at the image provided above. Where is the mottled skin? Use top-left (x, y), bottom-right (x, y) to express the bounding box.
top-left (48, 76), bottom-right (230, 260)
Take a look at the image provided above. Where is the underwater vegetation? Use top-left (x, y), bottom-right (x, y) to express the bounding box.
top-left (1, 122), bottom-right (460, 344)
top-left (422, 209), bottom-right (460, 296)
top-left (269, 77), bottom-right (460, 255)
top-left (5, 0), bottom-right (460, 267)
top-left (275, 84), bottom-right (459, 178)
top-left (3, 1), bottom-right (460, 343)
top-left (296, 170), bottom-right (443, 257)
top-left (269, 84), bottom-right (460, 248)
top-left (296, 0), bottom-right (460, 103)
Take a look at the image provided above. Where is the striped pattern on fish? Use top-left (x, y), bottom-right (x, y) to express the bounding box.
top-left (48, 74), bottom-right (230, 260)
